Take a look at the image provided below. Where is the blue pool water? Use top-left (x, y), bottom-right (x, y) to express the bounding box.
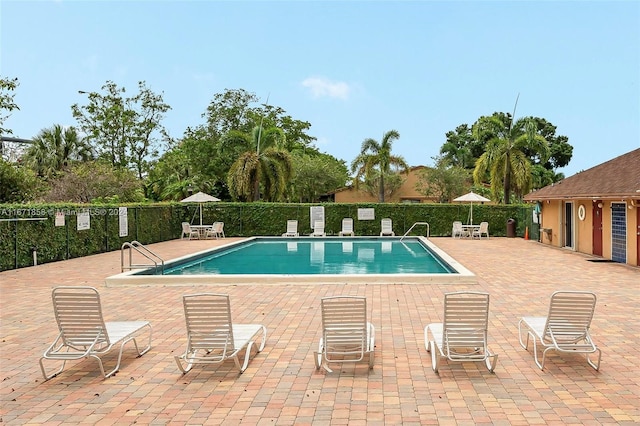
top-left (160, 237), bottom-right (455, 275)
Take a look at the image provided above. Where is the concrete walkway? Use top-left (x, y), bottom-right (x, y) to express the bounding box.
top-left (1, 237), bottom-right (638, 425)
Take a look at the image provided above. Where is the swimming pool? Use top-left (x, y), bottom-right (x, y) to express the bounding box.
top-left (106, 236), bottom-right (475, 286)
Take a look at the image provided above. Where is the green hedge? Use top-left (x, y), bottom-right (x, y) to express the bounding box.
top-left (0, 202), bottom-right (535, 271)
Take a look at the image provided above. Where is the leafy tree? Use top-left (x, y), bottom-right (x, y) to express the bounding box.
top-left (525, 117), bottom-right (573, 170)
top-left (42, 161), bottom-right (144, 203)
top-left (287, 152), bottom-right (349, 202)
top-left (440, 114), bottom-right (572, 188)
top-left (440, 125), bottom-right (483, 169)
top-left (202, 88), bottom-right (258, 138)
top-left (472, 113), bottom-right (550, 204)
top-left (350, 130), bottom-right (409, 202)
top-left (22, 125), bottom-right (94, 179)
top-left (226, 126), bottom-right (293, 201)
top-left (416, 156), bottom-right (470, 203)
top-left (153, 89), bottom-right (317, 202)
top-left (71, 80), bottom-right (170, 179)
top-left (0, 76), bottom-right (19, 137)
top-left (358, 170), bottom-right (406, 201)
top-left (146, 147), bottom-right (193, 201)
top-left (1, 76), bottom-right (20, 160)
top-left (0, 159), bottom-right (44, 202)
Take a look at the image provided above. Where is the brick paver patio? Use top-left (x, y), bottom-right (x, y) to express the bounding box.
top-left (1, 237), bottom-right (638, 425)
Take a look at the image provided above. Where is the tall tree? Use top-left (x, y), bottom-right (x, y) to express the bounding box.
top-left (350, 130), bottom-right (409, 203)
top-left (226, 126), bottom-right (293, 201)
top-left (0, 76), bottom-right (19, 137)
top-left (169, 89), bottom-right (316, 201)
top-left (416, 155), bottom-right (470, 203)
top-left (287, 152), bottom-right (348, 202)
top-left (146, 147), bottom-right (194, 201)
top-left (440, 115), bottom-right (572, 189)
top-left (71, 80), bottom-right (170, 179)
top-left (23, 125), bottom-right (94, 178)
top-left (440, 125), bottom-right (482, 169)
top-left (472, 110), bottom-right (550, 204)
top-left (1, 76), bottom-right (20, 160)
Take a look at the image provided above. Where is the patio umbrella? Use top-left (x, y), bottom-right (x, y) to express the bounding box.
top-left (453, 191), bottom-right (491, 225)
top-left (180, 191), bottom-right (220, 225)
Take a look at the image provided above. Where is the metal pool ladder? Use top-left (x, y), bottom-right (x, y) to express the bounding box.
top-left (121, 241), bottom-right (164, 273)
top-left (400, 222), bottom-right (430, 241)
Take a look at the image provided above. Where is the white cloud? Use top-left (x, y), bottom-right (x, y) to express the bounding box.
top-left (301, 76), bottom-right (350, 100)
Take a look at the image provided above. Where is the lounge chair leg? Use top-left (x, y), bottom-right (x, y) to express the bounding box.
top-left (535, 344), bottom-right (550, 370)
top-left (587, 349), bottom-right (602, 371)
top-left (429, 340), bottom-right (440, 373)
top-left (485, 353), bottom-right (498, 373)
top-left (39, 358), bottom-right (66, 381)
top-left (237, 341), bottom-right (256, 373)
top-left (517, 320), bottom-right (531, 350)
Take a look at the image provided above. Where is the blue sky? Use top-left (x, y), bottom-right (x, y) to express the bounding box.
top-left (1, 1), bottom-right (639, 178)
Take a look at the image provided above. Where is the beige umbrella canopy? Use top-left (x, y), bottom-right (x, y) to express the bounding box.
top-left (453, 191), bottom-right (491, 225)
top-left (180, 192), bottom-right (220, 225)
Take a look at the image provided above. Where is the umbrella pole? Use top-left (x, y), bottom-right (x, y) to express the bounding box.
top-left (199, 204), bottom-right (203, 226)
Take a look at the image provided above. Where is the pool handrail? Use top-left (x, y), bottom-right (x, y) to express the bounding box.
top-left (400, 222), bottom-right (430, 241)
top-left (121, 241), bottom-right (164, 273)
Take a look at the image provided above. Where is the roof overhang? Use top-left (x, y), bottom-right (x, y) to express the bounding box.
top-left (525, 193), bottom-right (640, 202)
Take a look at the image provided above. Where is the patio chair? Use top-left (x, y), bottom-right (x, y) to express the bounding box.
top-left (472, 221), bottom-right (489, 239)
top-left (175, 293), bottom-right (267, 374)
top-left (181, 222), bottom-right (200, 240)
top-left (424, 291), bottom-right (498, 373)
top-left (311, 220), bottom-right (326, 237)
top-left (206, 221), bottom-right (225, 239)
top-left (339, 218), bottom-right (355, 237)
top-left (314, 296), bottom-right (375, 373)
top-left (39, 286), bottom-right (152, 380)
top-left (380, 218), bottom-right (394, 236)
top-left (282, 220), bottom-right (299, 237)
top-left (452, 221), bottom-right (467, 238)
top-left (518, 291), bottom-right (601, 370)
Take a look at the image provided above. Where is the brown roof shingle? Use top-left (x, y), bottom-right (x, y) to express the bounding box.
top-left (524, 148), bottom-right (640, 200)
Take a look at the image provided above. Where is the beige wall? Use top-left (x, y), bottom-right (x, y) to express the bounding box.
top-left (576, 201), bottom-right (593, 254)
top-left (540, 201), bottom-right (560, 246)
top-left (539, 198), bottom-right (639, 267)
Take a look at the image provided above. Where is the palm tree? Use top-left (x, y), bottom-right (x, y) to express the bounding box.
top-left (350, 130), bottom-right (409, 202)
top-left (23, 125), bottom-right (94, 178)
top-left (226, 125), bottom-right (293, 201)
top-left (472, 114), bottom-right (549, 204)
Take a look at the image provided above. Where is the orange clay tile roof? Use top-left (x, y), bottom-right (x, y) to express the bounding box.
top-left (524, 148), bottom-right (640, 200)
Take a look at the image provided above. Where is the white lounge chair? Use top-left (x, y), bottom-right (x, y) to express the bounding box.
top-left (311, 220), bottom-right (326, 237)
top-left (339, 218), bottom-right (355, 237)
top-left (380, 218), bottom-right (394, 236)
top-left (175, 293), bottom-right (267, 374)
top-left (518, 291), bottom-right (601, 371)
top-left (314, 296), bottom-right (375, 373)
top-left (206, 221), bottom-right (225, 239)
top-left (472, 221), bottom-right (489, 239)
top-left (282, 220), bottom-right (299, 237)
top-left (39, 286), bottom-right (152, 380)
top-left (425, 291), bottom-right (498, 373)
top-left (452, 221), bottom-right (467, 238)
top-left (181, 222), bottom-right (200, 240)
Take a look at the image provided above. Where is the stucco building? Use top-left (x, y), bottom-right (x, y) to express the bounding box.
top-left (524, 148), bottom-right (640, 267)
